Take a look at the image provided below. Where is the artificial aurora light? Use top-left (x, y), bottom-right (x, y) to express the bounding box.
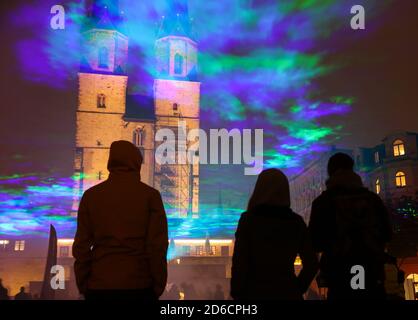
top-left (1, 0), bottom-right (394, 236)
top-left (8, 0), bottom-right (391, 169)
top-left (0, 173), bottom-right (241, 237)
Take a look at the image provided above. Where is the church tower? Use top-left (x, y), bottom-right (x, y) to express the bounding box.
top-left (72, 1), bottom-right (129, 214)
top-left (154, 0), bottom-right (200, 218)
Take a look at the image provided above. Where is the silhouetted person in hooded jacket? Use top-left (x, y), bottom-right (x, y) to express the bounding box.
top-left (231, 169), bottom-right (318, 300)
top-left (73, 140), bottom-right (168, 300)
top-left (309, 153), bottom-right (392, 300)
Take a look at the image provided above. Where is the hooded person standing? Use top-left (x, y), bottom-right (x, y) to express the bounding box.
top-left (73, 140), bottom-right (168, 300)
top-left (309, 153), bottom-right (392, 300)
top-left (231, 169), bottom-right (318, 300)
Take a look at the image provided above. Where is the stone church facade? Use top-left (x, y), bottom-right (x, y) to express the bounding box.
top-left (72, 3), bottom-right (200, 218)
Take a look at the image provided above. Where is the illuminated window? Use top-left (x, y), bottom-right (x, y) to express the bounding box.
top-left (191, 245), bottom-right (204, 256)
top-left (395, 171), bottom-right (406, 188)
top-left (0, 240), bottom-right (9, 250)
top-left (97, 94), bottom-right (106, 108)
top-left (98, 47), bottom-right (109, 68)
top-left (375, 179), bottom-right (381, 194)
top-left (393, 140), bottom-right (405, 157)
top-left (374, 151), bottom-right (380, 164)
top-left (406, 274), bottom-right (418, 300)
top-left (59, 246), bottom-right (69, 257)
top-left (174, 53), bottom-right (183, 75)
top-left (14, 240), bottom-right (25, 251)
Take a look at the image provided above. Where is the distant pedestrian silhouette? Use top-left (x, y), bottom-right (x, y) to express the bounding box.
top-left (231, 169), bottom-right (318, 300)
top-left (0, 279), bottom-right (9, 300)
top-left (14, 286), bottom-right (31, 300)
top-left (309, 153), bottom-right (392, 300)
top-left (73, 140), bottom-right (168, 300)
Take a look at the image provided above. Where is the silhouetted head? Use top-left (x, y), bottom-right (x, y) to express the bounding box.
top-left (107, 140), bottom-right (143, 173)
top-left (19, 286), bottom-right (25, 293)
top-left (327, 152), bottom-right (354, 177)
top-left (247, 168), bottom-right (290, 210)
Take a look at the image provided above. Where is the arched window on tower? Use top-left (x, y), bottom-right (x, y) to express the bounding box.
top-left (174, 53), bottom-right (184, 75)
top-left (173, 103), bottom-right (180, 116)
top-left (133, 127), bottom-right (145, 147)
top-left (393, 139), bottom-right (406, 157)
top-left (97, 94), bottom-right (106, 108)
top-left (133, 127), bottom-right (146, 164)
top-left (98, 47), bottom-right (109, 68)
top-left (395, 171), bottom-right (406, 188)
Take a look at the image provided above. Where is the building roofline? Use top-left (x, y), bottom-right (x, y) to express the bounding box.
top-left (83, 28), bottom-right (128, 40)
top-left (381, 131), bottom-right (418, 142)
top-left (156, 35), bottom-right (197, 46)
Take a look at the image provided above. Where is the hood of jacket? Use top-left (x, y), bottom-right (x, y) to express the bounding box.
top-left (326, 169), bottom-right (363, 190)
top-left (107, 140), bottom-right (142, 174)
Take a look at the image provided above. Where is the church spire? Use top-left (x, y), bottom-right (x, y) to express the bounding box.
top-left (157, 0), bottom-right (194, 40)
top-left (80, 0), bottom-right (128, 75)
top-left (155, 0), bottom-right (198, 80)
top-left (85, 0), bottom-right (123, 31)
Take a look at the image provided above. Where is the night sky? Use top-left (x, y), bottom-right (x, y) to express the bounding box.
top-left (0, 0), bottom-right (418, 232)
top-left (317, 0), bottom-right (418, 149)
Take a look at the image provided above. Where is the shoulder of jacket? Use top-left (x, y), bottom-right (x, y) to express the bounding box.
top-left (239, 211), bottom-right (250, 221)
top-left (313, 191), bottom-right (329, 204)
top-left (84, 180), bottom-right (108, 194)
top-left (141, 183), bottom-right (162, 198)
